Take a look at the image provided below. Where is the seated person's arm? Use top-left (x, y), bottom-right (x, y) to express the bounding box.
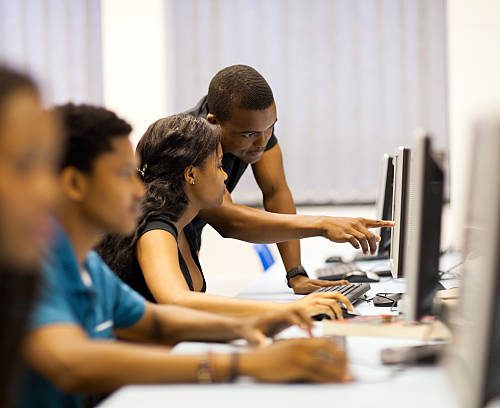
top-left (22, 271), bottom-right (314, 392)
top-left (137, 229), bottom-right (288, 316)
top-left (137, 229), bottom-right (352, 318)
top-left (23, 324), bottom-right (348, 392)
top-left (23, 323), bottom-right (207, 393)
top-left (115, 302), bottom-right (313, 346)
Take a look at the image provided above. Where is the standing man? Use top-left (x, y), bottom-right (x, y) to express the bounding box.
top-left (186, 65), bottom-right (393, 294)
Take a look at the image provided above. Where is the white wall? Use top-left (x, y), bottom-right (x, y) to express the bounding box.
top-left (0, 0), bottom-right (102, 106)
top-left (101, 0), bottom-right (169, 145)
top-left (447, 0), bottom-right (500, 249)
top-left (166, 0), bottom-right (448, 205)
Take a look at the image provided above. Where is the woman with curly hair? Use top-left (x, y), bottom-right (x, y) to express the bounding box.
top-left (99, 114), bottom-right (352, 318)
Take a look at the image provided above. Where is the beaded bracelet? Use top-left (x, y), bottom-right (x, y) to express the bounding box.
top-left (228, 352), bottom-right (240, 382)
top-left (197, 351), bottom-right (216, 383)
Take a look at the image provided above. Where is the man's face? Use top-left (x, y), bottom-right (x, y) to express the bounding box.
top-left (0, 90), bottom-right (61, 269)
top-left (77, 137), bottom-right (145, 236)
top-left (211, 102), bottom-right (277, 164)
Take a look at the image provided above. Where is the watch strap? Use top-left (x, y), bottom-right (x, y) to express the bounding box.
top-left (286, 265), bottom-right (309, 288)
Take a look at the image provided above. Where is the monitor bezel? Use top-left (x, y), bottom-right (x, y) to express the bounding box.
top-left (389, 147), bottom-right (411, 279)
top-left (403, 133), bottom-right (444, 322)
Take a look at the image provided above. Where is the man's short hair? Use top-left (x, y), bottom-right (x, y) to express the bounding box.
top-left (56, 103), bottom-right (132, 172)
top-left (207, 65), bottom-right (274, 122)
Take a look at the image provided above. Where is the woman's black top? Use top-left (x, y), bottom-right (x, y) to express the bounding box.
top-left (125, 214), bottom-right (207, 302)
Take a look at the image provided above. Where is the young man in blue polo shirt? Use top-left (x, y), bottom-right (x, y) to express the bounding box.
top-left (18, 104), bottom-right (349, 407)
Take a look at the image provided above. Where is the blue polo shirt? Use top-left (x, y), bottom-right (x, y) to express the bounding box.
top-left (17, 225), bottom-right (146, 407)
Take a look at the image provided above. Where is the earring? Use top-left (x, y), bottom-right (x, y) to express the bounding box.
top-left (191, 180), bottom-right (195, 185)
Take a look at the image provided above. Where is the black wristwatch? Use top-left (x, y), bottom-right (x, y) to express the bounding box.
top-left (286, 265), bottom-right (309, 288)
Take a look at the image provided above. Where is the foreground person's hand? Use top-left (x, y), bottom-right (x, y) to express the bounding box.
top-left (240, 338), bottom-right (349, 383)
top-left (237, 309), bottom-right (314, 346)
top-left (283, 292), bottom-right (353, 321)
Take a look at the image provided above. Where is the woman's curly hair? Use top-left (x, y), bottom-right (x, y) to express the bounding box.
top-left (97, 114), bottom-right (221, 284)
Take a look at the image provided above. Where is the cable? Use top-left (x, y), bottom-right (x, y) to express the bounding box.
top-left (438, 260), bottom-right (465, 280)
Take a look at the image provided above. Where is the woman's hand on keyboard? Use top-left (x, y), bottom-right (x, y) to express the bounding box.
top-left (239, 338), bottom-right (350, 383)
top-left (289, 274), bottom-right (349, 295)
top-left (283, 292), bottom-right (353, 320)
top-left (319, 216), bottom-right (395, 254)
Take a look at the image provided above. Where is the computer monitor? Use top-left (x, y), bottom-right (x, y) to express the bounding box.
top-left (325, 153), bottom-right (394, 263)
top-left (444, 117), bottom-right (500, 407)
top-left (389, 146), bottom-right (411, 278)
top-left (403, 132), bottom-right (444, 322)
top-left (375, 154), bottom-right (394, 256)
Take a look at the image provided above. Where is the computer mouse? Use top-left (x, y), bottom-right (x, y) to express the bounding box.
top-left (312, 313), bottom-right (331, 321)
top-left (373, 292), bottom-right (403, 307)
top-left (371, 268), bottom-right (392, 277)
top-left (343, 306), bottom-right (361, 318)
top-left (325, 255), bottom-right (344, 263)
top-left (312, 307), bottom-right (361, 320)
top-left (344, 270), bottom-right (380, 283)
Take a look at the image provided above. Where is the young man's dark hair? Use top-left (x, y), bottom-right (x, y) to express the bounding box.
top-left (207, 64), bottom-right (274, 122)
top-left (56, 103), bottom-right (132, 172)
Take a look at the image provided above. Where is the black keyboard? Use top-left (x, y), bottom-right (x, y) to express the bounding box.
top-left (315, 262), bottom-right (359, 281)
top-left (313, 282), bottom-right (371, 304)
top-left (325, 252), bottom-right (389, 263)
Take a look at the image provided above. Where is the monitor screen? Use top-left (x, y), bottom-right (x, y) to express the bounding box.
top-left (444, 118), bottom-right (500, 407)
top-left (389, 147), bottom-right (411, 278)
top-left (375, 154), bottom-right (394, 256)
top-left (403, 133), bottom-right (444, 322)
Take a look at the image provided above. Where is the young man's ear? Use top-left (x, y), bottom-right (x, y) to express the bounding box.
top-left (206, 113), bottom-right (219, 125)
top-left (183, 165), bottom-right (197, 186)
top-left (60, 167), bottom-right (88, 201)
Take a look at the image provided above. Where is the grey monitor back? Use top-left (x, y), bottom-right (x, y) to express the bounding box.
top-left (389, 147), bottom-right (411, 278)
top-left (444, 117), bottom-right (500, 408)
top-left (403, 132), bottom-right (444, 322)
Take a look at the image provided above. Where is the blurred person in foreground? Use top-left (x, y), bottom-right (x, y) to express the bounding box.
top-left (0, 65), bottom-right (61, 407)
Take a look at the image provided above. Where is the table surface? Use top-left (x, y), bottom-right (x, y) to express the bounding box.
top-left (100, 237), bottom-right (462, 408)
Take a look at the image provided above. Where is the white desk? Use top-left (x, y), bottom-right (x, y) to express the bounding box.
top-left (100, 371), bottom-right (456, 408)
top-left (100, 239), bottom-right (461, 408)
